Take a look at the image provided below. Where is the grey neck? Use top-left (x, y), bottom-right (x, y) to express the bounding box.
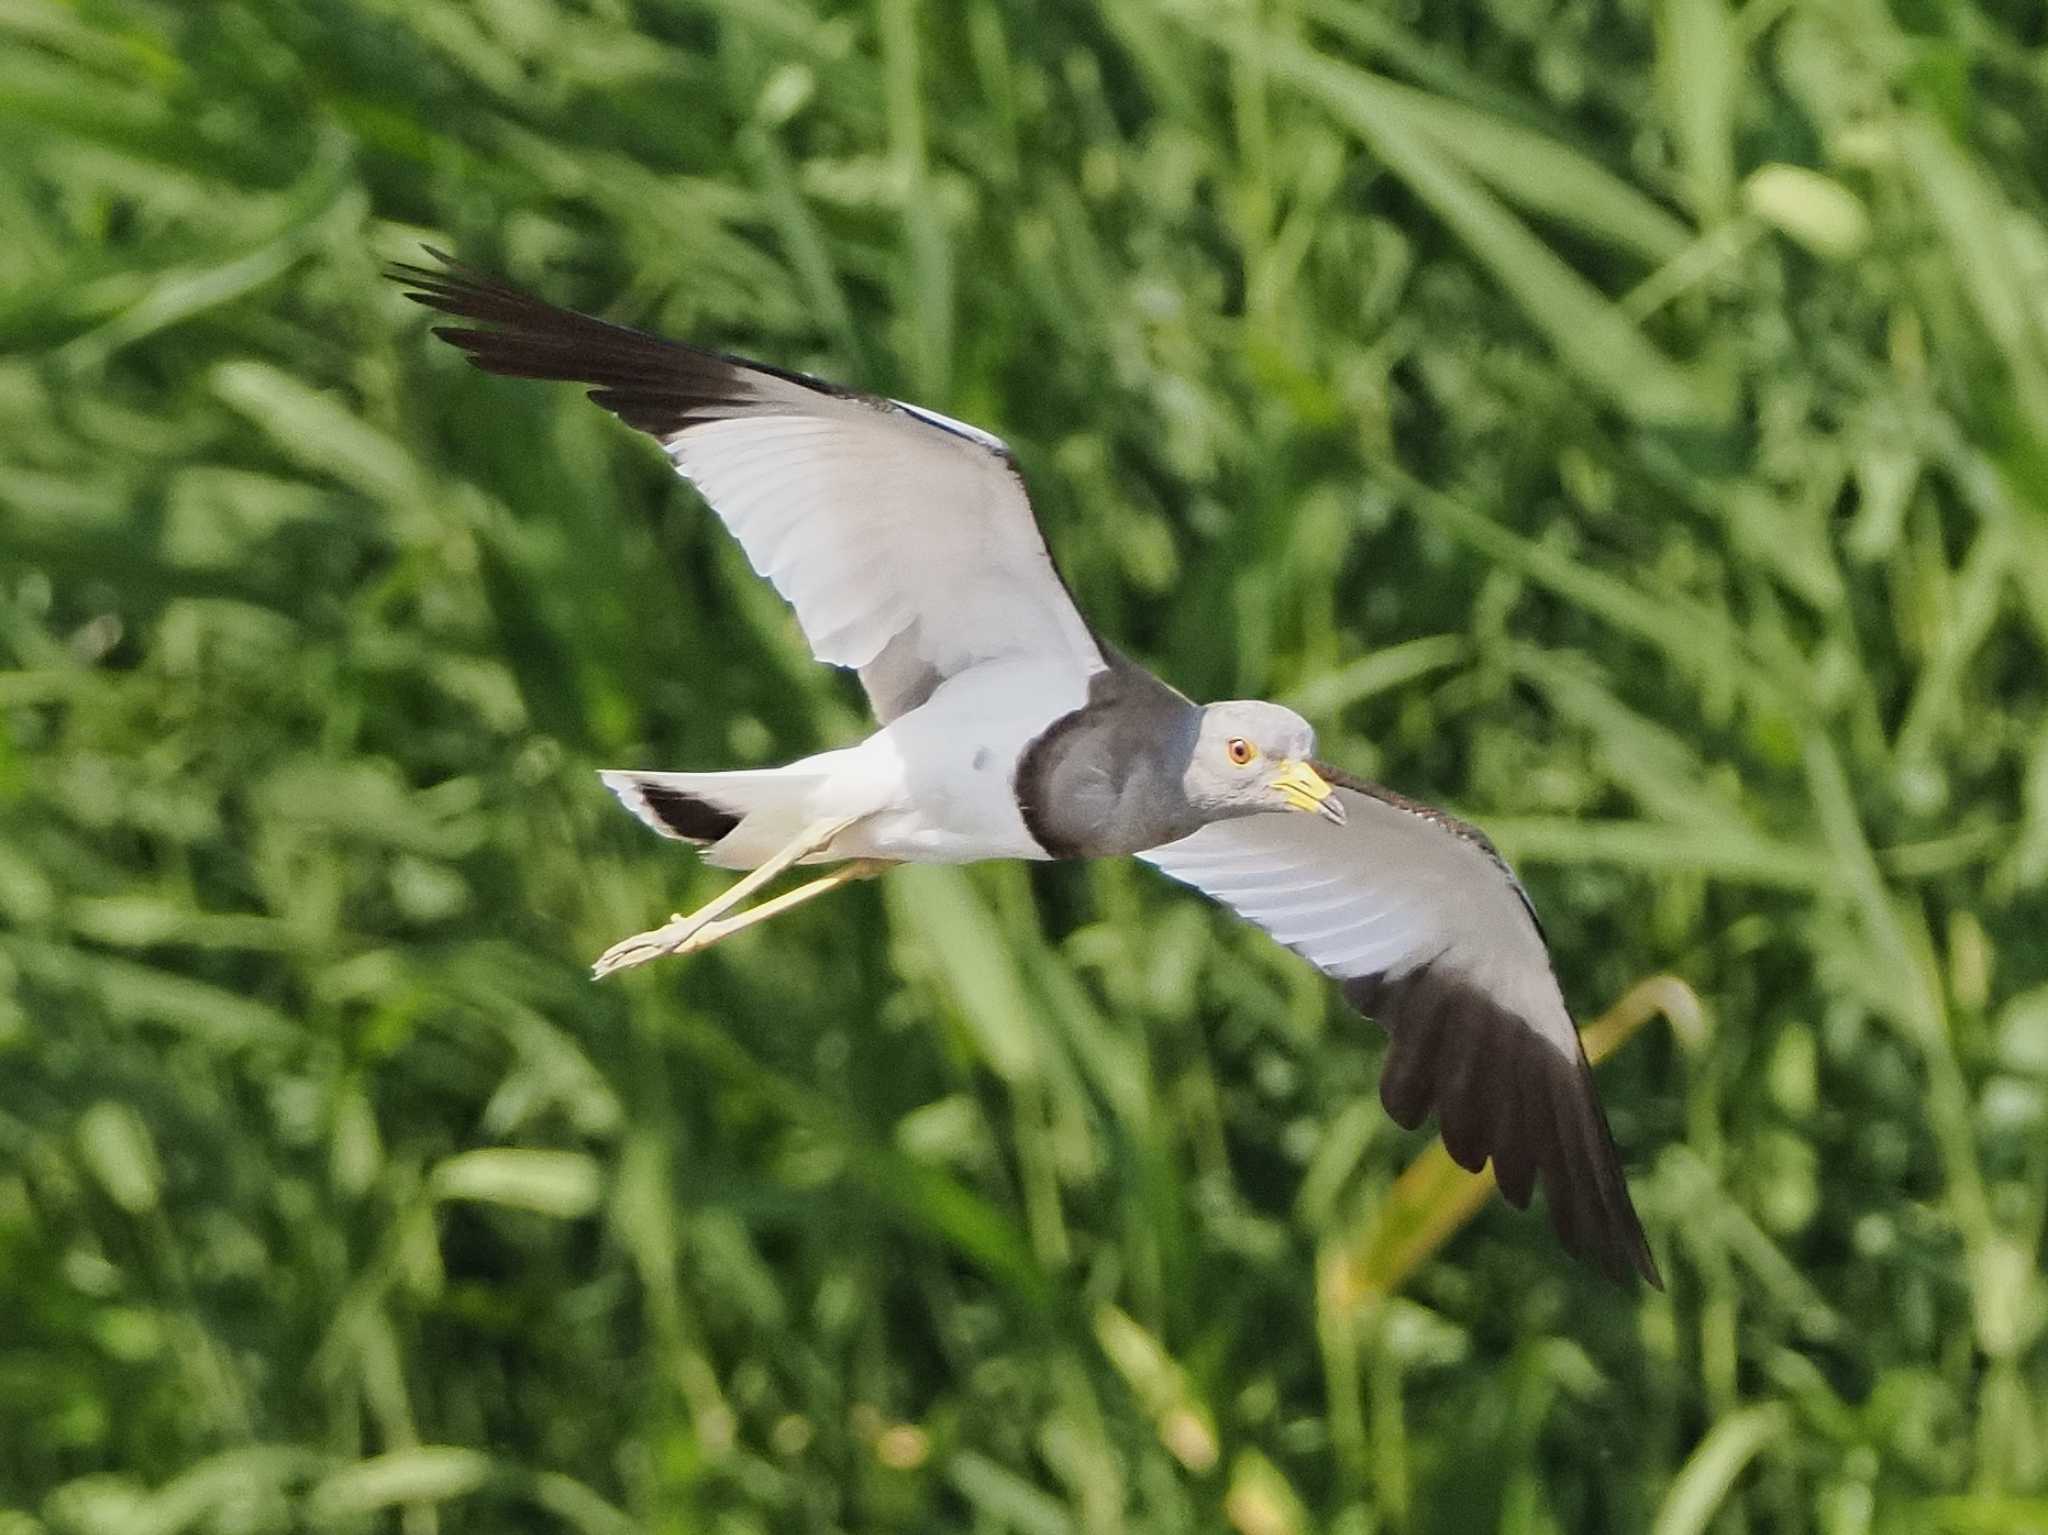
top-left (1014, 651), bottom-right (1203, 858)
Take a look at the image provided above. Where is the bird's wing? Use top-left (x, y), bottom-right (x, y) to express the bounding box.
top-left (392, 252), bottom-right (1105, 722)
top-left (1140, 766), bottom-right (1659, 1286)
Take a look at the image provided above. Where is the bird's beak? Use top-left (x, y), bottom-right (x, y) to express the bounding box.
top-left (1272, 759), bottom-right (1346, 824)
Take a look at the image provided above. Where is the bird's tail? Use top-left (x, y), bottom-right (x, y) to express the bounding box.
top-left (599, 767), bottom-right (836, 869)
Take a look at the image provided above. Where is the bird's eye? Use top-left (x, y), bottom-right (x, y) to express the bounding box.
top-left (1226, 737), bottom-right (1256, 766)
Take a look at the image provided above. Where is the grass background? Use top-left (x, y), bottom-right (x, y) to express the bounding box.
top-left (5, 0), bottom-right (2048, 1529)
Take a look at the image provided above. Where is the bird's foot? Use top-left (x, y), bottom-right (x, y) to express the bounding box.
top-left (590, 912), bottom-right (717, 978)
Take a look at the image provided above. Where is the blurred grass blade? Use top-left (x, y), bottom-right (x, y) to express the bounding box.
top-left (1654, 0), bottom-right (1738, 221)
top-left (1335, 72), bottom-right (1691, 263)
top-left (429, 1150), bottom-right (602, 1219)
top-left (76, 1102), bottom-right (162, 1215)
top-left (119, 1449), bottom-right (324, 1535)
top-left (1093, 1304), bottom-right (1219, 1473)
top-left (1651, 1405), bottom-right (1792, 1535)
top-left (1917, 1497), bottom-right (2048, 1533)
top-left (947, 1451), bottom-right (1076, 1535)
top-left (6, 941), bottom-right (302, 1047)
top-left (528, 1471), bottom-right (639, 1535)
top-left (210, 361), bottom-right (431, 516)
top-left (1741, 164), bottom-right (1870, 260)
top-left (1481, 816), bottom-right (1831, 887)
top-left (888, 865), bottom-right (1040, 1083)
top-left (1298, 0), bottom-right (1556, 122)
top-left (1900, 114), bottom-right (2048, 434)
top-left (880, 0), bottom-right (950, 395)
top-left (1223, 1449), bottom-right (1311, 1535)
top-left (306, 1448), bottom-right (492, 1524)
top-left (1280, 633), bottom-right (1468, 718)
top-left (855, 1154), bottom-right (1053, 1308)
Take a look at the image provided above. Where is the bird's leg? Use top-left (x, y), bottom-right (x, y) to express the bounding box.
top-left (666, 815), bottom-right (861, 930)
top-left (592, 815), bottom-right (863, 979)
top-left (644, 858), bottom-right (895, 961)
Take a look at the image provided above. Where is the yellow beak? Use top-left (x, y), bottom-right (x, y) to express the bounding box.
top-left (1272, 759), bottom-right (1346, 824)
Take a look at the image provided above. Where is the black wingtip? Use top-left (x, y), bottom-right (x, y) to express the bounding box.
top-left (1636, 1236), bottom-right (1666, 1289)
top-left (385, 247), bottom-right (573, 332)
top-left (385, 245), bottom-right (482, 304)
top-left (1544, 1032), bottom-right (1661, 1289)
top-left (1355, 963), bottom-right (1660, 1289)
top-left (383, 246), bottom-right (861, 441)
top-left (384, 247), bottom-right (747, 434)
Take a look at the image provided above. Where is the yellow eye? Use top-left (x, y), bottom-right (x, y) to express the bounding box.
top-left (1226, 737), bottom-right (1256, 766)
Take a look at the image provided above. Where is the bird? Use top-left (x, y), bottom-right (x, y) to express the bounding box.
top-left (390, 250), bottom-right (1660, 1288)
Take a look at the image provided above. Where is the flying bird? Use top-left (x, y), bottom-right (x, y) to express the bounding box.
top-left (391, 251), bottom-right (1660, 1287)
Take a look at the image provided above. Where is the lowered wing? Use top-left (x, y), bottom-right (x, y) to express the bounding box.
top-left (1142, 768), bottom-right (1659, 1286)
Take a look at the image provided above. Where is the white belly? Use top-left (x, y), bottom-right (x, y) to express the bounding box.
top-left (812, 659), bottom-right (1090, 863)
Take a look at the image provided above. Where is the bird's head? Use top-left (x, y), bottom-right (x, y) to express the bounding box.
top-left (1181, 701), bottom-right (1346, 825)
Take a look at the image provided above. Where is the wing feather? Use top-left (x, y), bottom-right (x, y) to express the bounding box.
top-left (1142, 770), bottom-right (1659, 1287)
top-left (391, 251), bottom-right (1103, 720)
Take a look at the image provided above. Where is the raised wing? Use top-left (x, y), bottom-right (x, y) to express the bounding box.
top-left (1141, 766), bottom-right (1659, 1286)
top-left (392, 251), bottom-right (1105, 721)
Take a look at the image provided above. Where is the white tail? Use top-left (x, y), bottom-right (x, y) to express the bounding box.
top-left (600, 767), bottom-right (835, 869)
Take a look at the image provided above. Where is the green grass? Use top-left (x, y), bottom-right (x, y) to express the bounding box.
top-left (4, 0), bottom-right (2048, 1530)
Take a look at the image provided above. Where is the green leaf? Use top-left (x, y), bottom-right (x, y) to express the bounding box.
top-left (76, 1102), bottom-right (161, 1215)
top-left (1654, 0), bottom-right (1738, 220)
top-left (888, 865), bottom-right (1040, 1083)
top-left (429, 1150), bottom-right (602, 1219)
top-left (1742, 164), bottom-right (1870, 259)
top-left (306, 1449), bottom-right (492, 1523)
top-left (1651, 1405), bottom-right (1792, 1535)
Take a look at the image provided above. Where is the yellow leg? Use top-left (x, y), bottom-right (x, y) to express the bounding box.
top-left (591, 816), bottom-right (868, 979)
top-left (649, 858), bottom-right (893, 960)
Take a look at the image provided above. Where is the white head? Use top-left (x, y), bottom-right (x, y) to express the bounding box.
top-left (1179, 700), bottom-right (1346, 824)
